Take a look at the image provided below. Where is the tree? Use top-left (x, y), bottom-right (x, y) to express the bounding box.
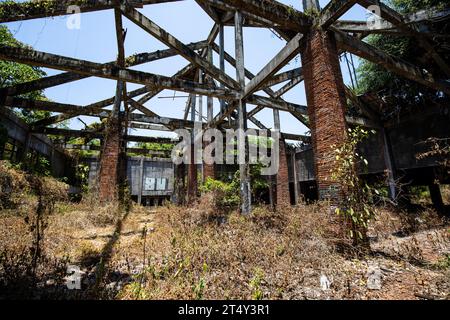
top-left (356, 0), bottom-right (449, 113)
top-left (0, 25), bottom-right (50, 123)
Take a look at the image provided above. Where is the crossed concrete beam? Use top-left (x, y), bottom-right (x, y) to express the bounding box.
top-left (0, 0), bottom-right (448, 141)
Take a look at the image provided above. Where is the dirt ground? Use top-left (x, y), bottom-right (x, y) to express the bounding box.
top-left (1, 195), bottom-right (448, 300)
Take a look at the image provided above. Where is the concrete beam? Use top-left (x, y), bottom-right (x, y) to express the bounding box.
top-left (334, 30), bottom-right (450, 95)
top-left (1, 44), bottom-right (199, 98)
top-left (204, 0), bottom-right (312, 31)
top-left (263, 68), bottom-right (303, 89)
top-left (356, 0), bottom-right (450, 77)
top-left (120, 3), bottom-right (240, 90)
top-left (0, 0), bottom-right (182, 23)
top-left (242, 33), bottom-right (302, 99)
top-left (319, 0), bottom-right (357, 28)
top-left (0, 45), bottom-right (239, 99)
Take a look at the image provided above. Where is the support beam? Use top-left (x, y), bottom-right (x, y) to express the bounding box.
top-left (129, 122), bottom-right (171, 131)
top-left (2, 97), bottom-right (110, 117)
top-left (429, 184), bottom-right (444, 211)
top-left (32, 127), bottom-right (176, 144)
top-left (356, 0), bottom-right (450, 77)
top-left (130, 113), bottom-right (194, 129)
top-left (333, 30), bottom-right (450, 95)
top-left (205, 0), bottom-right (312, 31)
top-left (301, 29), bottom-right (348, 202)
top-left (262, 67), bottom-right (303, 89)
top-left (32, 85), bottom-right (150, 128)
top-left (120, 3), bottom-right (240, 90)
top-left (98, 77), bottom-right (123, 202)
top-left (211, 43), bottom-right (308, 127)
top-left (128, 99), bottom-right (159, 118)
top-left (319, 0), bottom-right (357, 28)
top-left (382, 128), bottom-right (397, 201)
top-left (206, 47), bottom-right (214, 123)
top-left (246, 95), bottom-right (307, 115)
top-left (0, 45), bottom-right (239, 99)
top-left (0, 0), bottom-right (183, 23)
top-left (218, 23), bottom-right (226, 113)
top-left (242, 33), bottom-right (302, 99)
top-left (334, 6), bottom-right (450, 35)
top-left (235, 10), bottom-right (251, 214)
top-left (0, 39), bottom-right (209, 98)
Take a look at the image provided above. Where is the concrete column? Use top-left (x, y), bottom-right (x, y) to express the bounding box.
top-left (187, 90), bottom-right (198, 204)
top-left (382, 128), bottom-right (397, 201)
top-left (301, 29), bottom-right (348, 202)
top-left (219, 23), bottom-right (226, 114)
top-left (137, 157), bottom-right (144, 205)
top-left (235, 10), bottom-right (251, 214)
top-left (429, 184), bottom-right (444, 210)
top-left (173, 163), bottom-right (186, 205)
top-left (302, 0), bottom-right (320, 11)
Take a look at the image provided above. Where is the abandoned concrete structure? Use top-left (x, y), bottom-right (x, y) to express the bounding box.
top-left (0, 0), bottom-right (449, 212)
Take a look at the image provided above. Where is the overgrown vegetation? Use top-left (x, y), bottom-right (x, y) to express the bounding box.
top-left (0, 163), bottom-right (448, 299)
top-left (200, 162), bottom-right (270, 211)
top-left (0, 25), bottom-right (50, 123)
top-left (331, 127), bottom-right (380, 246)
top-left (416, 137), bottom-right (450, 176)
top-left (356, 0), bottom-right (449, 117)
top-left (0, 161), bottom-right (69, 298)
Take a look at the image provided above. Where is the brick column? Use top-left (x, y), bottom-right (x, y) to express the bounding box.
top-left (301, 29), bottom-right (348, 202)
top-left (98, 117), bottom-right (121, 202)
top-left (203, 163), bottom-right (215, 181)
top-left (276, 139), bottom-right (290, 206)
top-left (203, 141), bottom-right (215, 181)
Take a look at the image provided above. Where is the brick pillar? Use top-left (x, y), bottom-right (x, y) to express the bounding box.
top-left (301, 29), bottom-right (348, 202)
top-left (98, 117), bottom-right (121, 202)
top-left (203, 163), bottom-right (215, 181)
top-left (203, 141), bottom-right (215, 181)
top-left (276, 139), bottom-right (290, 206)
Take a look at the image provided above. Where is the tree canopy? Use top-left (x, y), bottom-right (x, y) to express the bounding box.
top-left (0, 25), bottom-right (50, 123)
top-left (355, 0), bottom-right (449, 115)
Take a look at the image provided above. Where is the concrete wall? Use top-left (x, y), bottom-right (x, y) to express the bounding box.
top-left (85, 156), bottom-right (174, 198)
top-left (0, 108), bottom-right (72, 179)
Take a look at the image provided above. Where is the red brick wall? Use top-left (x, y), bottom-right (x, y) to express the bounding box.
top-left (301, 29), bottom-right (348, 202)
top-left (276, 139), bottom-right (290, 206)
top-left (203, 163), bottom-right (215, 181)
top-left (98, 118), bottom-right (121, 202)
top-left (203, 140), bottom-right (215, 181)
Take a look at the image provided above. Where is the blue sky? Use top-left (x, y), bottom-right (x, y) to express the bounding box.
top-left (1, 0), bottom-right (370, 140)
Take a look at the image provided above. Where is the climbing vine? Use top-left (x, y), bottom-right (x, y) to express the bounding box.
top-left (331, 127), bottom-right (380, 245)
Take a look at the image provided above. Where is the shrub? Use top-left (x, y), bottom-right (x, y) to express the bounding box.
top-left (199, 176), bottom-right (240, 210)
top-left (0, 160), bottom-right (29, 208)
top-left (331, 127), bottom-right (380, 246)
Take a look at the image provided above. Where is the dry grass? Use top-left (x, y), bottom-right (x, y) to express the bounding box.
top-left (117, 196), bottom-right (449, 300)
top-left (0, 181), bottom-right (448, 300)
